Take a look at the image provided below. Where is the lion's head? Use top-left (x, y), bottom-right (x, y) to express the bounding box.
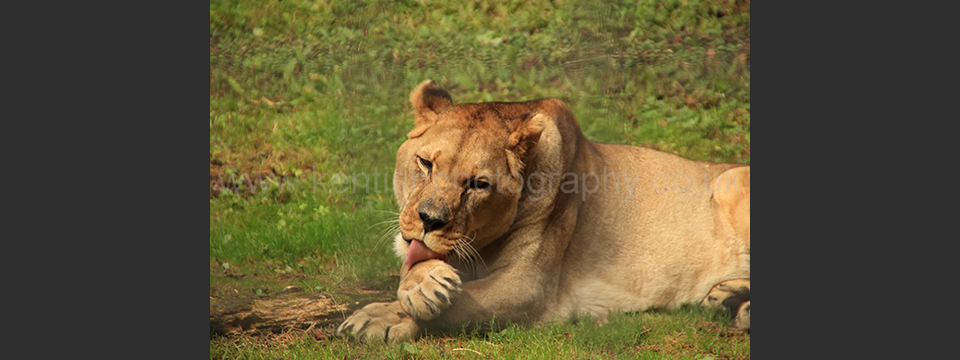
top-left (393, 80), bottom-right (547, 272)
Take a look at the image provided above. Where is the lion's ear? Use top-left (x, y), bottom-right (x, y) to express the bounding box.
top-left (505, 113), bottom-right (546, 177)
top-left (409, 80), bottom-right (453, 126)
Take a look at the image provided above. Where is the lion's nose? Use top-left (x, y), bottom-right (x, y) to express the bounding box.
top-left (418, 210), bottom-right (449, 233)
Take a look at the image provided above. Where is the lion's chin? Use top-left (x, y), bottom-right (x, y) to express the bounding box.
top-left (403, 239), bottom-right (448, 272)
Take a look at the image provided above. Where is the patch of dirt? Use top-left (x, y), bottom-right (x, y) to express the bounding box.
top-left (210, 289), bottom-right (392, 338)
top-left (210, 293), bottom-right (346, 336)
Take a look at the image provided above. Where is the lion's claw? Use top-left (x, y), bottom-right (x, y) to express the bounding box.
top-left (337, 301), bottom-right (420, 344)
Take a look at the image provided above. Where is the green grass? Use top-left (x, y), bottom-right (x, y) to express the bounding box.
top-left (210, 0), bottom-right (750, 358)
top-left (211, 307), bottom-right (749, 359)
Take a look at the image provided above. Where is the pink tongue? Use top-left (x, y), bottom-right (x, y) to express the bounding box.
top-left (404, 239), bottom-right (442, 271)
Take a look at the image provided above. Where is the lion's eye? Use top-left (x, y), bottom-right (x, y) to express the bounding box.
top-left (417, 156), bottom-right (433, 174)
top-left (468, 179), bottom-right (490, 190)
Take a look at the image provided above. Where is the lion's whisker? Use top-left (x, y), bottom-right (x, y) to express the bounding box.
top-left (455, 233), bottom-right (487, 276)
top-left (367, 215), bottom-right (401, 257)
top-left (366, 218), bottom-right (401, 231)
top-left (451, 240), bottom-right (475, 276)
top-left (465, 236), bottom-right (487, 272)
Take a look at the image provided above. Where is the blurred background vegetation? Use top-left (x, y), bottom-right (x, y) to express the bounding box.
top-left (210, 0), bottom-right (749, 356)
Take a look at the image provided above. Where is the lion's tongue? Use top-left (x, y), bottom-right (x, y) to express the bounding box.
top-left (404, 239), bottom-right (442, 271)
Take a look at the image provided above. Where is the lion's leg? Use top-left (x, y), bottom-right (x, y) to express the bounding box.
top-left (338, 260), bottom-right (463, 344)
top-left (712, 166), bottom-right (750, 248)
top-left (701, 278), bottom-right (750, 331)
top-left (424, 261), bottom-right (551, 333)
top-left (397, 259), bottom-right (462, 321)
top-left (706, 167), bottom-right (750, 331)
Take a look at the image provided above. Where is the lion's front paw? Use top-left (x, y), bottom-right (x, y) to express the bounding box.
top-left (337, 301), bottom-right (420, 344)
top-left (398, 259), bottom-right (462, 321)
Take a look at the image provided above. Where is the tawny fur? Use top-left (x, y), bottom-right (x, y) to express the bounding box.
top-left (339, 80), bottom-right (751, 343)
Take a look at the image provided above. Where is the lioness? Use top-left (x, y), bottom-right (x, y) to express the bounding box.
top-left (338, 80), bottom-right (751, 343)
